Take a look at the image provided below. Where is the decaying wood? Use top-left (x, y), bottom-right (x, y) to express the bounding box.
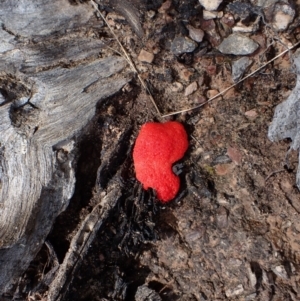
top-left (47, 121), bottom-right (133, 301)
top-left (47, 178), bottom-right (122, 301)
top-left (0, 0), bottom-right (131, 293)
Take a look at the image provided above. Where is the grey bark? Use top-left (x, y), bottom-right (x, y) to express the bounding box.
top-left (0, 0), bottom-right (130, 293)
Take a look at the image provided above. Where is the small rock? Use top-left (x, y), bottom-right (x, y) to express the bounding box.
top-left (184, 81), bottom-right (198, 96)
top-left (171, 81), bottom-right (184, 92)
top-left (203, 10), bottom-right (220, 20)
top-left (272, 3), bottom-right (295, 31)
top-left (198, 0), bottom-right (223, 11)
top-left (201, 19), bottom-right (222, 47)
top-left (227, 146), bottom-right (242, 165)
top-left (271, 265), bottom-right (288, 279)
top-left (228, 258), bottom-right (243, 267)
top-left (207, 89), bottom-right (221, 100)
top-left (232, 57), bottom-right (252, 82)
top-left (247, 265), bottom-right (257, 288)
top-left (227, 2), bottom-right (254, 20)
top-left (218, 33), bottom-right (259, 55)
top-left (245, 109), bottom-right (258, 119)
top-left (221, 13), bottom-right (235, 27)
top-left (138, 49), bottom-right (154, 63)
top-left (122, 82), bottom-right (133, 93)
top-left (245, 293), bottom-right (257, 301)
top-left (147, 10), bottom-right (156, 18)
top-left (135, 285), bottom-right (162, 301)
top-left (225, 284), bottom-right (244, 298)
top-left (186, 25), bottom-right (204, 43)
top-left (232, 19), bottom-right (260, 33)
top-left (171, 37), bottom-right (197, 55)
top-left (213, 155), bottom-right (232, 165)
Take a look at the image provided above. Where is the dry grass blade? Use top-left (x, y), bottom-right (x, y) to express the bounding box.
top-left (90, 0), bottom-right (162, 116)
top-left (161, 40), bottom-right (300, 118)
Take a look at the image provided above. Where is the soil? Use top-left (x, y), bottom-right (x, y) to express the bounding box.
top-left (20, 0), bottom-right (300, 300)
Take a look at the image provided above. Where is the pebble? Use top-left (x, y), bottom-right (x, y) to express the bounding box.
top-left (232, 20), bottom-right (260, 33)
top-left (135, 285), bottom-right (162, 301)
top-left (171, 37), bottom-right (198, 55)
top-left (245, 293), bottom-right (257, 301)
top-left (232, 57), bottom-right (252, 82)
top-left (207, 89), bottom-right (221, 100)
top-left (200, 19), bottom-right (221, 47)
top-left (138, 49), bottom-right (154, 63)
top-left (271, 265), bottom-right (288, 279)
top-left (227, 146), bottom-right (242, 165)
top-left (271, 3), bottom-right (295, 31)
top-left (147, 10), bottom-right (156, 19)
top-left (184, 81), bottom-right (198, 96)
top-left (227, 2), bottom-right (253, 21)
top-left (203, 10), bottom-right (223, 20)
top-left (221, 13), bottom-right (235, 27)
top-left (198, 0), bottom-right (223, 11)
top-left (225, 284), bottom-right (244, 298)
top-left (218, 33), bottom-right (259, 55)
top-left (171, 81), bottom-right (184, 92)
top-left (245, 109), bottom-right (258, 119)
top-left (213, 155), bottom-right (232, 165)
top-left (186, 25), bottom-right (204, 43)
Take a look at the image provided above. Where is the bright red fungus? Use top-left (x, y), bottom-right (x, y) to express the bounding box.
top-left (133, 121), bottom-right (188, 202)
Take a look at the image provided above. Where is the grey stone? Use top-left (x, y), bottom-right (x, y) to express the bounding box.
top-left (186, 25), bottom-right (204, 42)
top-left (227, 2), bottom-right (254, 20)
top-left (254, 0), bottom-right (278, 8)
top-left (218, 33), bottom-right (259, 55)
top-left (135, 285), bottom-right (162, 301)
top-left (225, 284), bottom-right (244, 298)
top-left (232, 57), bottom-right (252, 82)
top-left (184, 81), bottom-right (198, 96)
top-left (171, 37), bottom-right (197, 55)
top-left (272, 3), bottom-right (295, 31)
top-left (271, 265), bottom-right (288, 279)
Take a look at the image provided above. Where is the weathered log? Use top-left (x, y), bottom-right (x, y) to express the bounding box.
top-left (0, 0), bottom-right (130, 293)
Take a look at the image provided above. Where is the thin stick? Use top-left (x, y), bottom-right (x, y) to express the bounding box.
top-left (265, 168), bottom-right (285, 182)
top-left (90, 0), bottom-right (162, 116)
top-left (162, 40), bottom-right (300, 118)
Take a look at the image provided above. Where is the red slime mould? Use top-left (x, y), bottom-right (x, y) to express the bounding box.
top-left (133, 121), bottom-right (188, 202)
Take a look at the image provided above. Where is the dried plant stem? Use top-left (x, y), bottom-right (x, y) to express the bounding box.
top-left (162, 40), bottom-right (300, 118)
top-left (90, 0), bottom-right (162, 116)
top-left (265, 168), bottom-right (286, 182)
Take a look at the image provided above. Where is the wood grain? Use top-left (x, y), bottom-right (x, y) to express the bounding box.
top-left (0, 0), bottom-right (130, 292)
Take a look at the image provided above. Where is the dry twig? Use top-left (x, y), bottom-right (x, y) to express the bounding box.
top-left (91, 0), bottom-right (300, 119)
top-left (90, 0), bottom-right (162, 116)
top-left (162, 40), bottom-right (300, 117)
